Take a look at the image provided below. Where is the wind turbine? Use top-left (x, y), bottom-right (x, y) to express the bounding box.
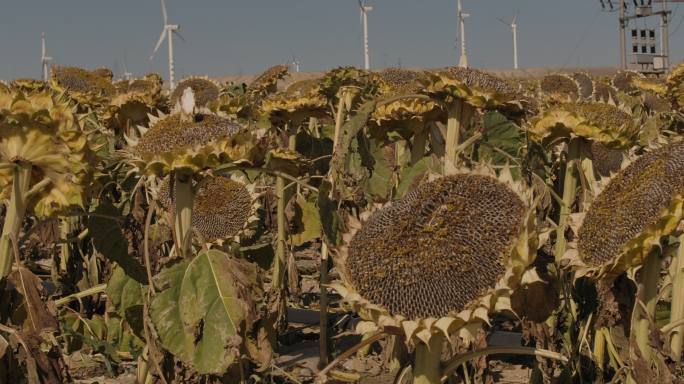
top-left (358, 0), bottom-right (373, 70)
top-left (497, 12), bottom-right (519, 69)
top-left (457, 0), bottom-right (470, 68)
top-left (149, 0), bottom-right (184, 90)
top-left (290, 53), bottom-right (301, 73)
top-left (41, 33), bottom-right (53, 81)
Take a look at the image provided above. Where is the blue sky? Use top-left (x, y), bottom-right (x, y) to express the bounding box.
top-left (1, 1), bottom-right (683, 81)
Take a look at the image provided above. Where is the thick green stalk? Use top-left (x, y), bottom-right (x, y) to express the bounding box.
top-left (0, 163), bottom-right (32, 278)
top-left (554, 139), bottom-right (580, 262)
top-left (670, 234), bottom-right (684, 361)
top-left (173, 173), bottom-right (194, 258)
top-left (413, 333), bottom-right (444, 384)
top-left (634, 250), bottom-right (661, 361)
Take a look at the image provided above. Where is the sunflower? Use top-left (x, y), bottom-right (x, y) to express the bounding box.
top-left (369, 69), bottom-right (444, 135)
top-left (666, 61), bottom-right (684, 109)
top-left (592, 82), bottom-right (619, 103)
top-left (261, 78), bottom-right (329, 125)
top-left (612, 70), bottom-right (644, 94)
top-left (246, 65), bottom-right (289, 102)
top-left (0, 88), bottom-right (95, 216)
top-left (170, 76), bottom-right (221, 109)
top-left (565, 140), bottom-right (684, 278)
top-left (9, 78), bottom-right (48, 94)
top-left (529, 102), bottom-right (639, 149)
top-left (570, 72), bottom-right (595, 100)
top-left (125, 112), bottom-right (264, 177)
top-left (330, 166), bottom-right (539, 348)
top-left (157, 174), bottom-right (260, 244)
top-left (539, 74), bottom-right (580, 103)
top-left (50, 66), bottom-right (116, 107)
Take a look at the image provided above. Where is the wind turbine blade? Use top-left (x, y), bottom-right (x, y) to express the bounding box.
top-left (161, 0), bottom-right (169, 25)
top-left (149, 28), bottom-right (167, 60)
top-left (173, 30), bottom-right (186, 42)
top-left (496, 17), bottom-right (508, 26)
top-left (358, 0), bottom-right (363, 9)
top-left (512, 11), bottom-right (518, 25)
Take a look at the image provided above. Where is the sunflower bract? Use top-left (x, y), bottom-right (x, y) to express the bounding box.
top-left (346, 174), bottom-right (525, 319)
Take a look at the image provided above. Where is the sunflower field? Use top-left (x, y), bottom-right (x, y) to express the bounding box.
top-left (1, 63), bottom-right (684, 383)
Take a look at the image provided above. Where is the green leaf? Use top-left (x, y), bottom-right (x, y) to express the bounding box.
top-left (87, 202), bottom-right (147, 283)
top-left (291, 194), bottom-right (322, 246)
top-left (478, 111), bottom-right (523, 166)
top-left (396, 156), bottom-right (431, 198)
top-left (150, 250), bottom-right (260, 374)
top-left (106, 266), bottom-right (145, 337)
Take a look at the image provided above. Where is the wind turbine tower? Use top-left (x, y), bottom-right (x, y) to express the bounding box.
top-left (290, 54), bottom-right (301, 73)
top-left (498, 12), bottom-right (519, 69)
top-left (41, 33), bottom-right (53, 81)
top-left (457, 0), bottom-right (470, 68)
top-left (150, 0), bottom-right (184, 90)
top-left (358, 0), bottom-right (373, 70)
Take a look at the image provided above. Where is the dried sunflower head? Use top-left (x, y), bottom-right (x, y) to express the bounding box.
top-left (125, 112), bottom-right (264, 176)
top-left (157, 174), bottom-right (260, 243)
top-left (570, 72), bottom-right (595, 100)
top-left (9, 78), bottom-right (47, 94)
top-left (632, 76), bottom-right (667, 96)
top-left (331, 166), bottom-right (540, 345)
top-left (261, 78), bottom-right (328, 124)
top-left (170, 77), bottom-right (221, 108)
top-left (319, 66), bottom-right (374, 101)
top-left (666, 61), bottom-right (684, 110)
top-left (50, 66), bottom-right (116, 107)
top-left (0, 89), bottom-right (95, 217)
top-left (566, 140), bottom-right (684, 278)
top-left (592, 82), bottom-right (619, 103)
top-left (539, 74), bottom-right (580, 103)
top-left (529, 102), bottom-right (639, 149)
top-left (421, 67), bottom-right (521, 109)
top-left (369, 69), bottom-right (444, 131)
top-left (612, 70), bottom-right (644, 94)
top-left (246, 65), bottom-right (289, 102)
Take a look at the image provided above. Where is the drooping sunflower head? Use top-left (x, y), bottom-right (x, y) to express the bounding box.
top-left (170, 77), bottom-right (221, 108)
top-left (570, 72), bottom-right (594, 100)
top-left (319, 66), bottom-right (374, 101)
top-left (9, 78), bottom-right (47, 94)
top-left (421, 67), bottom-right (522, 111)
top-left (632, 76), bottom-right (667, 95)
top-left (158, 174), bottom-right (260, 243)
top-left (539, 74), bottom-right (580, 103)
top-left (569, 140), bottom-right (684, 278)
top-left (50, 66), bottom-right (116, 106)
top-left (332, 167), bottom-right (539, 345)
top-left (261, 78), bottom-right (328, 124)
top-left (127, 112), bottom-right (263, 176)
top-left (246, 64), bottom-right (289, 101)
top-left (370, 69), bottom-right (443, 130)
top-left (666, 61), bottom-right (684, 109)
top-left (0, 89), bottom-right (96, 217)
top-left (592, 82), bottom-right (619, 103)
top-left (530, 102), bottom-right (639, 149)
top-left (612, 70), bottom-right (644, 94)
top-left (642, 91), bottom-right (672, 114)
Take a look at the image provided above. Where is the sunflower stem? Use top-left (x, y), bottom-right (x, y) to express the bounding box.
top-left (272, 127), bottom-right (297, 300)
top-left (0, 162), bottom-right (32, 278)
top-left (634, 249), bottom-right (661, 361)
top-left (444, 100), bottom-right (473, 175)
top-left (173, 172), bottom-right (194, 259)
top-left (319, 91), bottom-right (349, 368)
top-left (554, 139), bottom-right (580, 263)
top-left (413, 332), bottom-right (444, 384)
top-left (593, 326), bottom-right (607, 374)
top-left (670, 233), bottom-right (684, 361)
